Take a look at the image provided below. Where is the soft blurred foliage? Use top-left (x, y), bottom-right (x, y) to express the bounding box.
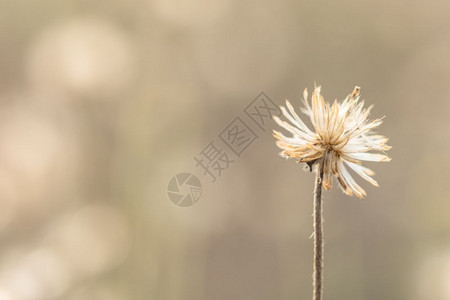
top-left (0, 0), bottom-right (450, 299)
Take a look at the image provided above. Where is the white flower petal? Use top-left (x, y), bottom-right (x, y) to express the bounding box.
top-left (285, 100), bottom-right (314, 135)
top-left (273, 115), bottom-right (315, 142)
top-left (337, 159), bottom-right (366, 198)
top-left (344, 160), bottom-right (378, 186)
top-left (345, 152), bottom-right (391, 162)
top-left (273, 130), bottom-right (306, 146)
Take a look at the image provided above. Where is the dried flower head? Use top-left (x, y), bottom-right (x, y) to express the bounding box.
top-left (273, 85), bottom-right (391, 198)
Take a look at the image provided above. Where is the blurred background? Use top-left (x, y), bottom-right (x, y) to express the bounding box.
top-left (1, 0), bottom-right (450, 299)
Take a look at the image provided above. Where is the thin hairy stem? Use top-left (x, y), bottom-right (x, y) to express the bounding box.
top-left (313, 160), bottom-right (324, 300)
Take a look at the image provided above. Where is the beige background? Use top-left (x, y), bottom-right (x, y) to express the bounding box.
top-left (1, 0), bottom-right (450, 299)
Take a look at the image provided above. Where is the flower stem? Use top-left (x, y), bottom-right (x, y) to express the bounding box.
top-left (313, 160), bottom-right (324, 300)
